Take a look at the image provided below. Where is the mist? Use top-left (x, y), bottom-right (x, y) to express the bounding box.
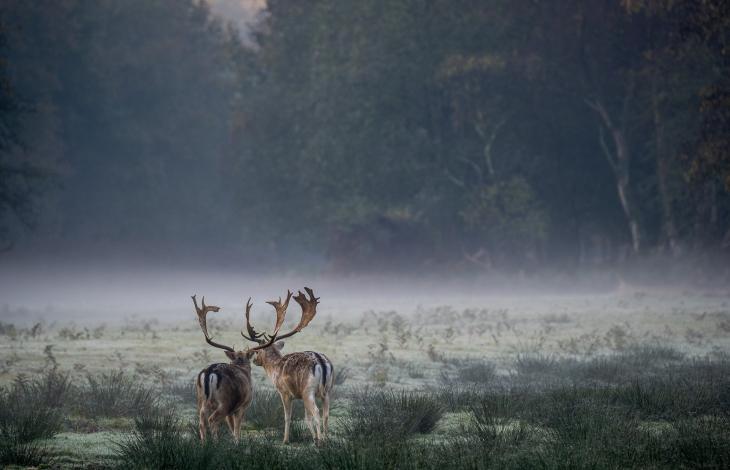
top-left (0, 3), bottom-right (729, 466)
top-left (0, 0), bottom-right (728, 324)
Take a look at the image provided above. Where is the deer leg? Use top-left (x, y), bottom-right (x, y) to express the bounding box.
top-left (233, 408), bottom-right (245, 444)
top-left (303, 404), bottom-right (315, 442)
top-left (198, 406), bottom-right (209, 442)
top-left (207, 405), bottom-right (227, 440)
top-left (225, 416), bottom-right (235, 438)
top-left (280, 393), bottom-right (293, 444)
top-left (302, 394), bottom-right (321, 444)
top-left (322, 393), bottom-right (330, 438)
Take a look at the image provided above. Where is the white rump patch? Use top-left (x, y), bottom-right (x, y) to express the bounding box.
top-left (209, 373), bottom-right (218, 394)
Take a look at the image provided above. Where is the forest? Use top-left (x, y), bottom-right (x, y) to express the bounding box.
top-left (0, 0), bottom-right (728, 275)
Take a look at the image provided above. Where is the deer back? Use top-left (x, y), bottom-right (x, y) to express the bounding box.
top-left (276, 351), bottom-right (334, 399)
top-left (196, 362), bottom-right (253, 414)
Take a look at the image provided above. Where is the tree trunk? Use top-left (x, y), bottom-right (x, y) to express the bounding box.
top-left (651, 79), bottom-right (680, 255)
top-left (587, 98), bottom-right (641, 254)
top-left (613, 135), bottom-right (641, 255)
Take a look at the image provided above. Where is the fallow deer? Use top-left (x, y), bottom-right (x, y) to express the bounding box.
top-left (192, 294), bottom-right (284, 442)
top-left (242, 287), bottom-right (333, 445)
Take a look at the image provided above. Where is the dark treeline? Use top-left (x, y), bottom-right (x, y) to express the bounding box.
top-left (0, 0), bottom-right (728, 274)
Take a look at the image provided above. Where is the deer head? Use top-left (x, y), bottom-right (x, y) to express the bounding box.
top-left (192, 294), bottom-right (260, 364)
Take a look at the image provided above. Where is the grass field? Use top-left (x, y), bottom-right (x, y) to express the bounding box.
top-left (1, 288), bottom-right (729, 468)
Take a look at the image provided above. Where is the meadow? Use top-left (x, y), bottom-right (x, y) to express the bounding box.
top-left (1, 288), bottom-right (729, 469)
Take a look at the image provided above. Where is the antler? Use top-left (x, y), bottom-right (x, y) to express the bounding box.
top-left (241, 297), bottom-right (265, 342)
top-left (264, 290), bottom-right (293, 340)
top-left (241, 290), bottom-right (296, 352)
top-left (273, 287), bottom-right (319, 341)
top-left (192, 294), bottom-right (235, 352)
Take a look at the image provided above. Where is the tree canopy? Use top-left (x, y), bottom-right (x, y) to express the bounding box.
top-left (0, 0), bottom-right (728, 272)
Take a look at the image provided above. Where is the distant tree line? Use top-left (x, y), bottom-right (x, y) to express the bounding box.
top-left (0, 0), bottom-right (728, 272)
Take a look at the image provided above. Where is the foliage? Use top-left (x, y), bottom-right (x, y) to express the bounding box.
top-left (0, 0), bottom-right (728, 268)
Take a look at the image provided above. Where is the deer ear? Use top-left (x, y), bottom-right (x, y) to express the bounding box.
top-left (275, 341), bottom-right (285, 351)
top-left (225, 350), bottom-right (236, 360)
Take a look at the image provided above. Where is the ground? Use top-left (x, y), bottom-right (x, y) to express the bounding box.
top-left (1, 287), bottom-right (729, 468)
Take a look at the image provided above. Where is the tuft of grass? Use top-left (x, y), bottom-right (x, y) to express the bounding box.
top-left (115, 410), bottom-right (216, 469)
top-left (432, 385), bottom-right (485, 412)
top-left (115, 408), bottom-right (301, 470)
top-left (77, 370), bottom-right (158, 418)
top-left (0, 380), bottom-right (64, 443)
top-left (341, 390), bottom-right (445, 441)
top-left (163, 380), bottom-right (195, 402)
top-left (672, 417), bottom-right (730, 468)
top-left (0, 374), bottom-right (63, 466)
top-left (457, 361), bottom-right (496, 384)
top-left (23, 368), bottom-right (73, 408)
top-left (470, 397), bottom-right (529, 451)
top-left (245, 389), bottom-right (285, 429)
top-left (514, 353), bottom-right (558, 376)
top-left (0, 438), bottom-right (54, 467)
top-left (334, 366), bottom-right (350, 385)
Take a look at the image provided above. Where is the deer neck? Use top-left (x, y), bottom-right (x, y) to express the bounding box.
top-left (261, 350), bottom-right (284, 382)
top-left (231, 361), bottom-right (252, 376)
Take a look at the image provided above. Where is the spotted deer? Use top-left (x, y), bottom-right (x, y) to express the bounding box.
top-left (192, 294), bottom-right (282, 442)
top-left (241, 287), bottom-right (334, 444)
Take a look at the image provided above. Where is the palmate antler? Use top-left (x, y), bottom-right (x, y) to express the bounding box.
top-left (275, 287), bottom-right (319, 341)
top-left (240, 290), bottom-right (294, 352)
top-left (240, 287), bottom-right (319, 347)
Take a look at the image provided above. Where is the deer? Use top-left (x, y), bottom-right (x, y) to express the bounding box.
top-left (191, 294), bottom-right (284, 442)
top-left (241, 287), bottom-right (334, 445)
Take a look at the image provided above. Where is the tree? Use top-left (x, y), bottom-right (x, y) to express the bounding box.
top-left (0, 20), bottom-right (47, 249)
